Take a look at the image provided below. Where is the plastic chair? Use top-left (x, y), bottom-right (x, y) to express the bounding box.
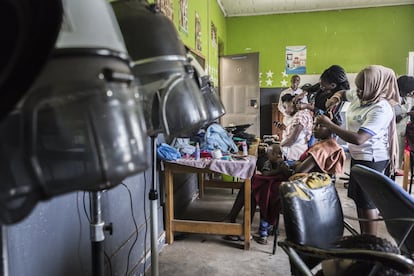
top-left (277, 173), bottom-right (414, 275)
top-left (352, 164), bottom-right (414, 256)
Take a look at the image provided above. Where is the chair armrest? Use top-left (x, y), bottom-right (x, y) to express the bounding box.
top-left (278, 240), bottom-right (414, 274)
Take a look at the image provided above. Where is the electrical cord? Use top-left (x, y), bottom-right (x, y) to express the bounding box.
top-left (121, 182), bottom-right (139, 276)
top-left (83, 191), bottom-right (90, 222)
top-left (103, 251), bottom-right (113, 276)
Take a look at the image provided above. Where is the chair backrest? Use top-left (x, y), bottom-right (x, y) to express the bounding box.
top-left (280, 174), bottom-right (344, 249)
top-left (352, 164), bottom-right (414, 255)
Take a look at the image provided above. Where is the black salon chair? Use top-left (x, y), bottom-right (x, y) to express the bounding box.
top-left (352, 164), bottom-right (414, 257)
top-left (278, 173), bottom-right (350, 274)
top-left (277, 173), bottom-right (414, 275)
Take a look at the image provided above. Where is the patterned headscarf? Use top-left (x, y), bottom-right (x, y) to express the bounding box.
top-left (356, 65), bottom-right (400, 175)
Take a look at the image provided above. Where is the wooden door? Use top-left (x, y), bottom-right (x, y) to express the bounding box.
top-left (219, 53), bottom-right (260, 137)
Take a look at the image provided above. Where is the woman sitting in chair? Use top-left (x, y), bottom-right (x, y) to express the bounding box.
top-left (224, 118), bottom-right (345, 244)
top-left (276, 93), bottom-right (313, 164)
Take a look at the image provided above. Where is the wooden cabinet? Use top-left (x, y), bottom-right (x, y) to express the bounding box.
top-left (272, 103), bottom-right (284, 140)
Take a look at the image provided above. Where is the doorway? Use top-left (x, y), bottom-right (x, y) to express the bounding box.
top-left (219, 52), bottom-right (260, 137)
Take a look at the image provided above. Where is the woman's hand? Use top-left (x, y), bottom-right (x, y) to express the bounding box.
top-left (315, 114), bottom-right (332, 126)
top-left (325, 91), bottom-right (344, 109)
top-left (273, 121), bottom-right (286, 130)
top-left (325, 97), bottom-right (339, 110)
top-left (293, 92), bottom-right (306, 104)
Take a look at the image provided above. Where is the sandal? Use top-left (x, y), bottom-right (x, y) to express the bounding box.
top-left (238, 235), bottom-right (253, 241)
top-left (255, 236), bottom-right (268, 245)
top-left (223, 235), bottom-right (240, 241)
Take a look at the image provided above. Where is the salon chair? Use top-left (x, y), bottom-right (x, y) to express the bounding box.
top-left (352, 164), bottom-right (414, 257)
top-left (278, 173), bottom-right (348, 274)
top-left (276, 173), bottom-right (414, 275)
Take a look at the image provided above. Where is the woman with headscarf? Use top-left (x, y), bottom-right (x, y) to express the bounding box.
top-left (315, 65), bottom-right (400, 236)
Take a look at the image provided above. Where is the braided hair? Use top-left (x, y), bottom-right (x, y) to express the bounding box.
top-left (320, 65), bottom-right (350, 92)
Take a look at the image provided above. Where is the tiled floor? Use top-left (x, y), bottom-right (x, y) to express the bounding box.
top-left (157, 159), bottom-right (410, 275)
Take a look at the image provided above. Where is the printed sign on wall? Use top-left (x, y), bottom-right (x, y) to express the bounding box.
top-left (285, 46), bottom-right (306, 74)
top-left (179, 0), bottom-right (188, 34)
top-left (195, 12), bottom-right (202, 51)
top-left (156, 0), bottom-right (174, 21)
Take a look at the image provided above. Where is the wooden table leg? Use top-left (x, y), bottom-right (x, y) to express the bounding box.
top-left (243, 178), bottom-right (251, 250)
top-left (403, 150), bottom-right (410, 191)
top-left (164, 165), bottom-right (174, 244)
top-left (198, 172), bottom-right (204, 198)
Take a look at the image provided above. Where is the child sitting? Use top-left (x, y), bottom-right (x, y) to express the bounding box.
top-left (258, 143), bottom-right (292, 177)
top-left (224, 120), bottom-right (345, 244)
top-left (255, 143), bottom-right (292, 243)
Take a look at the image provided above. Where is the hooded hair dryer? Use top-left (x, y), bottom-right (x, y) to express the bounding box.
top-left (112, 1), bottom-right (209, 137)
top-left (0, 0), bottom-right (149, 224)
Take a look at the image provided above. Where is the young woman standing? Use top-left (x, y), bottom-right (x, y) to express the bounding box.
top-left (316, 65), bottom-right (400, 235)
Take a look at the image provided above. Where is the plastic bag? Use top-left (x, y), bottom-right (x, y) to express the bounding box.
top-left (157, 143), bottom-right (181, 161)
top-left (204, 123), bottom-right (238, 153)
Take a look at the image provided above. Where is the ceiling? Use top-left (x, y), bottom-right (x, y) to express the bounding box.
top-left (217, 0), bottom-right (414, 17)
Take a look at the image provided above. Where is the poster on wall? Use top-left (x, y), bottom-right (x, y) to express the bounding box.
top-left (195, 12), bottom-right (202, 52)
top-left (285, 46), bottom-right (307, 74)
top-left (211, 22), bottom-right (217, 49)
top-left (179, 0), bottom-right (188, 34)
top-left (156, 0), bottom-right (174, 21)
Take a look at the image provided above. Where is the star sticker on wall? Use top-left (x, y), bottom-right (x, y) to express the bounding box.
top-left (266, 79), bottom-right (273, 86)
top-left (282, 71), bottom-right (288, 78)
top-left (280, 79), bottom-right (288, 87)
top-left (266, 70), bottom-right (274, 78)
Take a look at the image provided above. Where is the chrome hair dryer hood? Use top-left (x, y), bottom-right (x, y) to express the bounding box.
top-left (198, 75), bottom-right (226, 124)
top-left (187, 51), bottom-right (226, 124)
top-left (0, 0), bottom-right (148, 224)
top-left (112, 1), bottom-right (208, 137)
top-left (29, 0), bottom-right (149, 194)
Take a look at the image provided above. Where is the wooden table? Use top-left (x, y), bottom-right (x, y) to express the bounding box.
top-left (403, 150), bottom-right (410, 191)
top-left (163, 157), bottom-right (256, 250)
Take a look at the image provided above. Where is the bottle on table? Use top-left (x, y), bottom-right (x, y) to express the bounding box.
top-left (242, 141), bottom-right (248, 156)
top-left (195, 142), bottom-right (200, 160)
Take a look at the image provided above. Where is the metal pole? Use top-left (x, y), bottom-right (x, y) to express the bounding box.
top-left (1, 225), bottom-right (9, 276)
top-left (90, 191), bottom-right (105, 276)
top-left (149, 135), bottom-right (159, 276)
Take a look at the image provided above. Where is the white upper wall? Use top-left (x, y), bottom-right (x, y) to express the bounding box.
top-left (217, 0), bottom-right (414, 17)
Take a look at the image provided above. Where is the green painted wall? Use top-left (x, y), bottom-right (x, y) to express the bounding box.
top-left (226, 5), bottom-right (414, 87)
top-left (146, 0), bottom-right (226, 84)
top-left (136, 2), bottom-right (414, 88)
